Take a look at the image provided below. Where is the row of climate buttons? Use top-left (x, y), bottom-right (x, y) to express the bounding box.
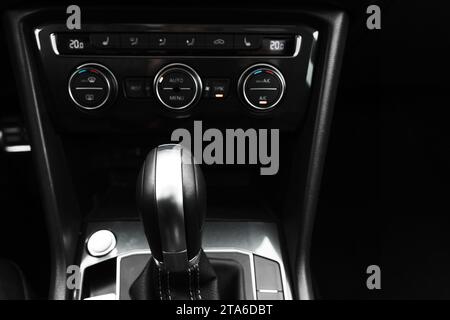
top-left (56, 33), bottom-right (295, 55)
top-left (125, 78), bottom-right (230, 100)
top-left (68, 63), bottom-right (285, 111)
top-left (89, 34), bottom-right (261, 50)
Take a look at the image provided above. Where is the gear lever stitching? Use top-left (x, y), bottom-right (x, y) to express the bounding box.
top-left (195, 264), bottom-right (202, 300)
top-left (166, 270), bottom-right (172, 300)
top-left (157, 266), bottom-right (163, 300)
top-left (188, 267), bottom-right (194, 300)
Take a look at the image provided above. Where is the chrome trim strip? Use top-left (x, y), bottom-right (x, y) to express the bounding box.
top-left (34, 28), bottom-right (42, 51)
top-left (292, 35), bottom-right (302, 57)
top-left (4, 145), bottom-right (31, 153)
top-left (259, 289), bottom-right (279, 293)
top-left (155, 145), bottom-right (186, 253)
top-left (74, 87), bottom-right (104, 90)
top-left (306, 31), bottom-right (319, 88)
top-left (153, 144), bottom-right (190, 270)
top-left (49, 33), bottom-right (59, 55)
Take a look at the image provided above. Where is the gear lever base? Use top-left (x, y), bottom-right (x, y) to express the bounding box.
top-left (129, 250), bottom-right (220, 300)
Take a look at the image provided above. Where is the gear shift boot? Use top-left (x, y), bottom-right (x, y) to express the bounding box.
top-left (128, 251), bottom-right (252, 300)
top-left (130, 251), bottom-right (220, 300)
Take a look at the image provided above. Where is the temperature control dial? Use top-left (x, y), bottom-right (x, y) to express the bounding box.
top-left (238, 64), bottom-right (286, 111)
top-left (154, 64), bottom-right (202, 110)
top-left (68, 63), bottom-right (117, 111)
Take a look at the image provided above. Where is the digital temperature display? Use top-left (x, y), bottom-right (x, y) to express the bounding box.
top-left (269, 40), bottom-right (286, 51)
top-left (261, 37), bottom-right (294, 55)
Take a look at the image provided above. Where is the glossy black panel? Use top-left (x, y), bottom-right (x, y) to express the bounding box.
top-left (34, 22), bottom-right (318, 132)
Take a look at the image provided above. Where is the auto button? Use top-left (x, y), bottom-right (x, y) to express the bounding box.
top-left (154, 64), bottom-right (202, 110)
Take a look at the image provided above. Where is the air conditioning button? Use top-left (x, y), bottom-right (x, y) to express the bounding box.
top-left (239, 64), bottom-right (286, 111)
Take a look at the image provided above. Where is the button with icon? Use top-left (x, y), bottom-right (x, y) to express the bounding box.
top-left (125, 78), bottom-right (151, 98)
top-left (177, 34), bottom-right (204, 49)
top-left (203, 79), bottom-right (230, 99)
top-left (150, 34), bottom-right (177, 49)
top-left (121, 34), bottom-right (148, 48)
top-left (72, 71), bottom-right (107, 88)
top-left (72, 88), bottom-right (107, 108)
top-left (234, 35), bottom-right (262, 50)
top-left (205, 34), bottom-right (233, 49)
top-left (90, 34), bottom-right (120, 49)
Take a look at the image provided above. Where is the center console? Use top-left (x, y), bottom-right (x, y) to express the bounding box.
top-left (36, 22), bottom-right (315, 133)
top-left (5, 6), bottom-right (348, 300)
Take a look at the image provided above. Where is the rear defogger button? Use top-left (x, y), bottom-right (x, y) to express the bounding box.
top-left (154, 64), bottom-right (202, 110)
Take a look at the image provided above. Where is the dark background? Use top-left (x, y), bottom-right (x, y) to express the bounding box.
top-left (1, 0), bottom-right (449, 299)
top-left (312, 0), bottom-right (450, 299)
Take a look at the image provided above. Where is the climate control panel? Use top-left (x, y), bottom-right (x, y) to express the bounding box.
top-left (67, 62), bottom-right (287, 113)
top-left (36, 22), bottom-right (318, 131)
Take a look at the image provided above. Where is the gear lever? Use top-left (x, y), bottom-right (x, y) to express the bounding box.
top-left (136, 144), bottom-right (206, 272)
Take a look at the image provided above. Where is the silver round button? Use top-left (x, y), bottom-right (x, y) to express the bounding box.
top-left (154, 63), bottom-right (202, 110)
top-left (238, 63), bottom-right (286, 111)
top-left (68, 63), bottom-right (117, 111)
top-left (87, 230), bottom-right (117, 257)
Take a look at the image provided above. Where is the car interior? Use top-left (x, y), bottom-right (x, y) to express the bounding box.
top-left (1, 0), bottom-right (449, 301)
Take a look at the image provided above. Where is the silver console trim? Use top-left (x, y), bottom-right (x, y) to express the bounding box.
top-left (78, 221), bottom-right (292, 300)
top-left (115, 248), bottom-right (257, 300)
top-left (204, 248), bottom-right (257, 300)
top-left (115, 249), bottom-right (149, 300)
top-left (203, 221), bottom-right (292, 300)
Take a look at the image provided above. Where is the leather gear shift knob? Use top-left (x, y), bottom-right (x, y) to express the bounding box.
top-left (136, 144), bottom-right (206, 272)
